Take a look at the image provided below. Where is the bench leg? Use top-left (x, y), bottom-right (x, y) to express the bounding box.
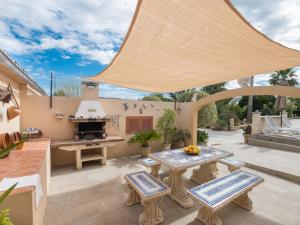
top-left (168, 169), bottom-right (194, 208)
top-left (139, 198), bottom-right (164, 225)
top-left (150, 164), bottom-right (161, 180)
top-left (228, 165), bottom-right (240, 172)
top-left (234, 192), bottom-right (253, 210)
top-left (101, 147), bottom-right (107, 166)
top-left (75, 150), bottom-right (82, 170)
top-left (197, 206), bottom-right (222, 225)
top-left (192, 162), bottom-right (218, 184)
top-left (126, 184), bottom-right (140, 206)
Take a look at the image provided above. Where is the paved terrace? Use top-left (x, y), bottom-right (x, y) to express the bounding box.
top-left (44, 157), bottom-right (300, 225)
top-left (207, 119), bottom-right (300, 183)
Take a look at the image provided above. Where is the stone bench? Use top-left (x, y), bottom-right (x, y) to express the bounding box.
top-left (139, 158), bottom-right (161, 180)
top-left (219, 158), bottom-right (245, 172)
top-left (188, 170), bottom-right (264, 225)
top-left (125, 171), bottom-right (170, 225)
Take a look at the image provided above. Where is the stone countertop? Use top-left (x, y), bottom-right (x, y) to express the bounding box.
top-left (50, 135), bottom-right (125, 148)
top-left (0, 138), bottom-right (50, 195)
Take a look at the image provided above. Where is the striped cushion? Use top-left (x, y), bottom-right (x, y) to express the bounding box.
top-left (188, 170), bottom-right (264, 209)
top-left (125, 171), bottom-right (169, 198)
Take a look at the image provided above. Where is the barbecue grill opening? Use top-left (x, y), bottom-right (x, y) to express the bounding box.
top-left (75, 121), bottom-right (106, 140)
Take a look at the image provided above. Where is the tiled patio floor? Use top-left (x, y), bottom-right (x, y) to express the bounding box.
top-left (44, 157), bottom-right (300, 225)
top-left (206, 128), bottom-right (300, 180)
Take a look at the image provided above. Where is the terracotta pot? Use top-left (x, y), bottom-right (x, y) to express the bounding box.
top-left (7, 106), bottom-right (21, 120)
top-left (14, 132), bottom-right (21, 142)
top-left (0, 133), bottom-right (11, 149)
top-left (9, 132), bottom-right (22, 144)
top-left (141, 146), bottom-right (151, 158)
top-left (173, 140), bottom-right (185, 149)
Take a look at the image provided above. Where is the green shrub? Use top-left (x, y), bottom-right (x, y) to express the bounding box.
top-left (197, 130), bottom-right (209, 143)
top-left (197, 92), bottom-right (218, 128)
top-left (0, 209), bottom-right (13, 225)
top-left (142, 96), bottom-right (162, 101)
top-left (156, 109), bottom-right (176, 144)
top-left (219, 104), bottom-right (244, 126)
top-left (172, 129), bottom-right (191, 143)
top-left (128, 130), bottom-right (161, 147)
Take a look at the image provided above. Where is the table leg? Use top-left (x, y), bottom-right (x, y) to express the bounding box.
top-left (75, 149), bottom-right (82, 170)
top-left (191, 162), bottom-right (218, 184)
top-left (101, 147), bottom-right (107, 166)
top-left (150, 164), bottom-right (161, 180)
top-left (168, 169), bottom-right (193, 208)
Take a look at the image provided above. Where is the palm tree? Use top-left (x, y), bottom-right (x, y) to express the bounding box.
top-left (168, 89), bottom-right (195, 109)
top-left (269, 68), bottom-right (299, 87)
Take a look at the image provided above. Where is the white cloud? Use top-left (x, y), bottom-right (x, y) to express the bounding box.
top-left (0, 0), bottom-right (137, 64)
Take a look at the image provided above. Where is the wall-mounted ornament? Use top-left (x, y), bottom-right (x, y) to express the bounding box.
top-left (176, 107), bottom-right (181, 113)
top-left (7, 106), bottom-right (21, 120)
top-left (123, 103), bottom-right (129, 111)
top-left (55, 113), bottom-right (64, 119)
top-left (150, 104), bottom-right (154, 108)
top-left (139, 108), bottom-right (143, 114)
top-left (0, 89), bottom-right (11, 103)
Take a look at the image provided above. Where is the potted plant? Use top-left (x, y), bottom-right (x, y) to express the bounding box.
top-left (172, 129), bottom-right (191, 148)
top-left (0, 183), bottom-right (17, 225)
top-left (156, 109), bottom-right (176, 150)
top-left (128, 130), bottom-right (161, 157)
top-left (197, 130), bottom-right (209, 146)
top-left (242, 124), bottom-right (252, 144)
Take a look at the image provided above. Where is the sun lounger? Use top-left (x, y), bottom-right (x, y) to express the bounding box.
top-left (282, 116), bottom-right (300, 129)
top-left (263, 116), bottom-right (300, 135)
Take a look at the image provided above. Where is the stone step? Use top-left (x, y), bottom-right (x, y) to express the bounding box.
top-left (248, 138), bottom-right (300, 153)
top-left (244, 162), bottom-right (300, 184)
top-left (252, 134), bottom-right (300, 146)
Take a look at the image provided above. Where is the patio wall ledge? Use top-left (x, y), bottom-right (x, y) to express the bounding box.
top-left (0, 138), bottom-right (51, 225)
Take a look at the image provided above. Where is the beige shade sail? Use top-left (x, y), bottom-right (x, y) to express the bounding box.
top-left (88, 0), bottom-right (300, 92)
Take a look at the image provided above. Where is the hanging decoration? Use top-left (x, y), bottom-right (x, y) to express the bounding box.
top-left (0, 89), bottom-right (11, 103)
top-left (123, 103), bottom-right (129, 111)
top-left (6, 83), bottom-right (21, 121)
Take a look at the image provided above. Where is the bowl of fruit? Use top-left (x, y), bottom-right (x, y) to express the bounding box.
top-left (184, 145), bottom-right (201, 155)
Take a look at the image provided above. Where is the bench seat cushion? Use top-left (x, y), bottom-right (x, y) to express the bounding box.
top-left (219, 158), bottom-right (245, 167)
top-left (125, 171), bottom-right (169, 199)
top-left (139, 158), bottom-right (160, 167)
top-left (188, 170), bottom-right (264, 210)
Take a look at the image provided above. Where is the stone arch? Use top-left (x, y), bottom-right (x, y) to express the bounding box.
top-left (190, 86), bottom-right (300, 144)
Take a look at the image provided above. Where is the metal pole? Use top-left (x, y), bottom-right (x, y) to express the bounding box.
top-left (50, 72), bottom-right (53, 108)
top-left (246, 76), bottom-right (254, 123)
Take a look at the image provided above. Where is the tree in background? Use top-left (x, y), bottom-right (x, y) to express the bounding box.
top-left (269, 68), bottom-right (299, 87)
top-left (142, 93), bottom-right (171, 102)
top-left (202, 82), bottom-right (226, 95)
top-left (197, 92), bottom-right (218, 128)
top-left (53, 79), bottom-right (81, 97)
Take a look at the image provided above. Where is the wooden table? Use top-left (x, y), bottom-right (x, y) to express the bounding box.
top-left (149, 147), bottom-right (233, 208)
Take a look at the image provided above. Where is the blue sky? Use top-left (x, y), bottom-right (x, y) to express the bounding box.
top-left (0, 0), bottom-right (299, 98)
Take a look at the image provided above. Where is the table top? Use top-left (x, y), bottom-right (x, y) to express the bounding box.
top-left (149, 147), bottom-right (233, 171)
